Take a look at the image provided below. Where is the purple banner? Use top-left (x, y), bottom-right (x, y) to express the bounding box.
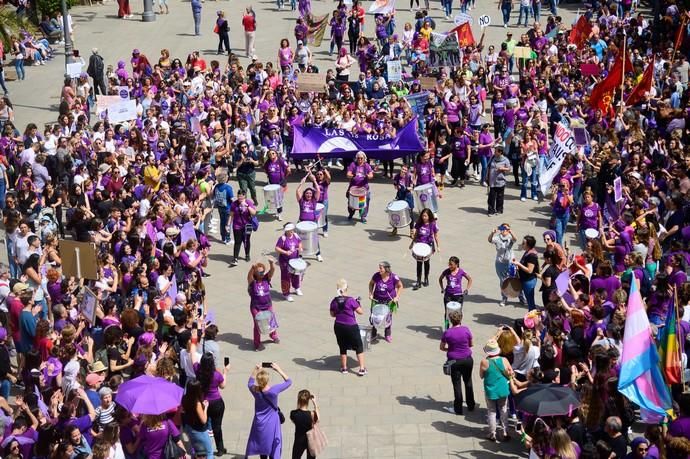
top-left (291, 118), bottom-right (425, 160)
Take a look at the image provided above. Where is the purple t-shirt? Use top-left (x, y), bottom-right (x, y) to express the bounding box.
top-left (193, 363), bottom-right (224, 401)
top-left (670, 416), bottom-right (690, 440)
top-left (442, 325), bottom-right (473, 360)
top-left (347, 162), bottom-right (373, 188)
top-left (330, 296), bottom-right (360, 326)
top-left (276, 234), bottom-right (301, 265)
top-left (230, 199), bottom-right (255, 230)
top-left (589, 275), bottom-right (620, 302)
top-left (249, 279), bottom-right (272, 309)
top-left (371, 272), bottom-right (400, 303)
top-left (478, 132), bottom-right (494, 157)
top-left (579, 203), bottom-right (600, 230)
top-left (141, 420), bottom-right (180, 459)
top-left (414, 221), bottom-right (438, 245)
top-left (441, 268), bottom-right (466, 295)
top-left (264, 158), bottom-right (287, 185)
top-left (299, 198), bottom-right (318, 222)
top-left (317, 180), bottom-right (329, 202)
top-left (415, 160), bottom-right (434, 185)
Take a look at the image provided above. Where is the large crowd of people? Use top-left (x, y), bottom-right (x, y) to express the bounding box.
top-left (0, 0), bottom-right (689, 457)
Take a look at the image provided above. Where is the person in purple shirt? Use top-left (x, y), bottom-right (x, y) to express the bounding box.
top-left (439, 256), bottom-right (473, 324)
top-left (577, 191), bottom-right (602, 249)
top-left (391, 164), bottom-right (415, 237)
top-left (368, 261), bottom-right (403, 342)
top-left (330, 279), bottom-right (367, 375)
top-left (229, 190), bottom-right (257, 267)
top-left (1, 398), bottom-right (39, 459)
top-left (449, 125), bottom-right (471, 188)
top-left (589, 260), bottom-right (621, 303)
top-left (413, 150), bottom-right (435, 187)
top-left (263, 149), bottom-right (290, 222)
top-left (315, 167), bottom-right (331, 237)
top-left (247, 259), bottom-right (279, 350)
top-left (440, 309), bottom-right (475, 414)
top-left (410, 208), bottom-right (441, 290)
top-left (275, 223), bottom-right (303, 303)
top-left (346, 151), bottom-right (374, 223)
top-left (137, 414), bottom-right (186, 459)
top-left (296, 172), bottom-right (323, 262)
top-left (195, 352), bottom-right (229, 456)
top-left (477, 124), bottom-right (497, 186)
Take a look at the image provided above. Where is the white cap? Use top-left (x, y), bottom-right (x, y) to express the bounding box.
top-left (284, 223), bottom-right (296, 232)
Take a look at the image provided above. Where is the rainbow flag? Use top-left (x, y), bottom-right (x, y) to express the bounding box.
top-left (618, 281), bottom-right (673, 420)
top-left (358, 195), bottom-right (366, 209)
top-left (659, 296), bottom-right (682, 385)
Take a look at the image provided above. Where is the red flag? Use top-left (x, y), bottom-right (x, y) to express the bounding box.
top-left (450, 23), bottom-right (475, 47)
top-left (569, 15), bottom-right (592, 48)
top-left (589, 53), bottom-right (631, 115)
top-left (675, 19), bottom-right (686, 51)
top-left (625, 57), bottom-right (655, 107)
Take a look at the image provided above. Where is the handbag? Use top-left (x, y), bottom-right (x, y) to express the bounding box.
top-left (306, 421), bottom-right (329, 456)
top-left (213, 23), bottom-right (219, 33)
top-left (443, 359), bottom-right (456, 376)
top-left (260, 391), bottom-right (285, 424)
top-left (163, 421), bottom-right (185, 459)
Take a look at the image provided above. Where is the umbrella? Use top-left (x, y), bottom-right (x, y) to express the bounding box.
top-left (514, 384), bottom-right (580, 417)
top-left (114, 375), bottom-right (183, 415)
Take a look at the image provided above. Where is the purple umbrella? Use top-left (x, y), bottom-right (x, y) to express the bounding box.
top-left (115, 375), bottom-right (183, 415)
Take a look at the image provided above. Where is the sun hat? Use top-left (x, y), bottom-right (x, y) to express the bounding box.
top-left (484, 339), bottom-right (500, 357)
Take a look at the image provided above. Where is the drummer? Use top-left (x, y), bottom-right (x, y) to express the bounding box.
top-left (346, 151), bottom-right (374, 224)
top-left (368, 261), bottom-right (403, 342)
top-left (413, 150), bottom-right (435, 187)
top-left (247, 259), bottom-right (279, 351)
top-left (274, 223), bottom-right (304, 303)
top-left (439, 256), bottom-right (472, 323)
top-left (315, 167), bottom-right (331, 238)
top-left (263, 149), bottom-right (290, 222)
top-left (330, 279), bottom-right (367, 376)
top-left (391, 163), bottom-right (414, 238)
top-left (229, 190), bottom-right (257, 267)
top-left (296, 171), bottom-right (323, 262)
top-left (410, 208), bottom-right (440, 290)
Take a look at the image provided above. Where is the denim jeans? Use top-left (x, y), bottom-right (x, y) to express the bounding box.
top-left (320, 199), bottom-right (329, 232)
top-left (0, 379), bottom-right (9, 400)
top-left (549, 0), bottom-right (557, 14)
top-left (520, 166), bottom-right (538, 199)
top-left (192, 11), bottom-right (201, 35)
top-left (185, 425), bottom-right (215, 459)
top-left (444, 0), bottom-right (453, 16)
top-left (14, 58), bottom-right (25, 80)
top-left (518, 5), bottom-right (532, 25)
top-left (480, 156), bottom-right (489, 184)
top-left (521, 277), bottom-right (537, 311)
top-left (218, 207), bottom-right (230, 242)
top-left (501, 4), bottom-right (512, 24)
top-left (0, 73), bottom-right (8, 94)
top-left (532, 0), bottom-right (540, 20)
top-left (553, 211), bottom-right (569, 246)
top-left (495, 261), bottom-right (510, 302)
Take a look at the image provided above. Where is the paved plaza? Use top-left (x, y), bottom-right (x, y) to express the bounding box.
top-left (13, 0), bottom-right (581, 456)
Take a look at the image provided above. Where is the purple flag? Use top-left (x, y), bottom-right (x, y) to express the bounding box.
top-left (145, 221), bottom-right (157, 244)
top-left (291, 118), bottom-right (425, 160)
top-left (180, 222), bottom-right (197, 244)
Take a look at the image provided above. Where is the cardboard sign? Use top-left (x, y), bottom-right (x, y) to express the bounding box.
top-left (297, 73), bottom-right (326, 93)
top-left (96, 96), bottom-right (125, 121)
top-left (454, 13), bottom-right (473, 25)
top-left (580, 63), bottom-right (600, 77)
top-left (478, 14), bottom-right (491, 27)
top-left (66, 62), bottom-right (83, 78)
top-left (419, 76), bottom-right (437, 90)
top-left (60, 240), bottom-right (99, 280)
top-left (513, 46), bottom-right (533, 59)
top-left (118, 86), bottom-right (130, 100)
top-left (107, 100), bottom-right (138, 123)
top-left (614, 177), bottom-right (623, 202)
top-left (387, 60), bottom-right (403, 82)
top-left (80, 287), bottom-right (98, 324)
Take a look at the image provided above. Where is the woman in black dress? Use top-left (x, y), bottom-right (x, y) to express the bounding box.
top-left (290, 389), bottom-right (320, 459)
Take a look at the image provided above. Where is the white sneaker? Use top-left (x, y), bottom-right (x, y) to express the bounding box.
top-left (323, 232), bottom-right (328, 238)
top-left (295, 288), bottom-right (303, 296)
top-left (520, 197), bottom-right (526, 202)
top-left (285, 294), bottom-right (294, 302)
top-left (277, 214), bottom-right (283, 221)
top-left (316, 254), bottom-right (324, 262)
top-left (532, 196), bottom-right (538, 201)
top-left (499, 300), bottom-right (506, 307)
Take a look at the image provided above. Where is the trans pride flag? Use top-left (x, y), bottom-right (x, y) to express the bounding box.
top-left (618, 281), bottom-right (673, 420)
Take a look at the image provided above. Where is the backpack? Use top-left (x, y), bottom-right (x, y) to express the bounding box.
top-left (213, 184), bottom-right (228, 208)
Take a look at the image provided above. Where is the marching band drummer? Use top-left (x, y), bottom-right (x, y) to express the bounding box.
top-left (391, 163), bottom-right (414, 238)
top-left (296, 171), bottom-right (324, 262)
top-left (247, 259), bottom-right (279, 351)
top-left (315, 167), bottom-right (331, 238)
top-left (346, 151), bottom-right (374, 224)
top-left (275, 223), bottom-right (303, 303)
top-left (368, 261), bottom-right (403, 343)
top-left (439, 256), bottom-right (473, 327)
top-left (410, 208), bottom-right (440, 290)
top-left (412, 149), bottom-right (435, 187)
top-left (263, 149), bottom-right (290, 221)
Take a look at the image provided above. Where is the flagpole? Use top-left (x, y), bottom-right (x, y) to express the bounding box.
top-left (677, 286), bottom-right (688, 393)
top-left (619, 31), bottom-right (627, 114)
top-left (671, 17), bottom-right (687, 75)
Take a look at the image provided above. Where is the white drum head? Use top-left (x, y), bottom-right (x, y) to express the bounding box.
top-left (414, 183), bottom-right (434, 193)
top-left (446, 301), bottom-right (462, 312)
top-left (388, 200), bottom-right (409, 212)
top-left (264, 184), bottom-right (281, 191)
top-left (316, 203), bottom-right (325, 212)
top-left (350, 186), bottom-right (367, 197)
top-left (412, 243), bottom-right (432, 258)
top-left (296, 221), bottom-right (318, 232)
top-left (584, 228), bottom-right (599, 239)
top-left (288, 258), bottom-right (307, 271)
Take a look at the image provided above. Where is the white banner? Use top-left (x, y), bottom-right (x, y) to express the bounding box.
top-left (387, 60), bottom-right (402, 82)
top-left (453, 13), bottom-right (473, 25)
top-left (107, 100), bottom-right (138, 124)
top-left (539, 123), bottom-right (575, 194)
top-left (369, 0), bottom-right (395, 14)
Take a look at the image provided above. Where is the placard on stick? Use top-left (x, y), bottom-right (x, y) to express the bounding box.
top-left (513, 46), bottom-right (533, 59)
top-left (419, 76), bottom-right (437, 90)
top-left (60, 240), bottom-right (99, 280)
top-left (297, 73), bottom-right (326, 93)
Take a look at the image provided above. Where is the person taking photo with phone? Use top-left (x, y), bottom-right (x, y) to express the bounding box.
top-left (290, 389), bottom-right (321, 459)
top-left (195, 352), bottom-right (230, 456)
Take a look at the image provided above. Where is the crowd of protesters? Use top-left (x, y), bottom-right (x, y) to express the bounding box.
top-left (0, 0), bottom-right (689, 456)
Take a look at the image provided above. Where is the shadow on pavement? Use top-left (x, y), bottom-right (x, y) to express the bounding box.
top-left (396, 394), bottom-right (447, 412)
top-left (363, 228), bottom-right (397, 241)
top-left (472, 312), bottom-right (517, 326)
top-left (217, 331), bottom-right (257, 351)
top-left (293, 355), bottom-right (359, 371)
top-left (457, 206), bottom-right (489, 214)
top-left (464, 293), bottom-right (503, 306)
top-left (406, 324), bottom-right (443, 340)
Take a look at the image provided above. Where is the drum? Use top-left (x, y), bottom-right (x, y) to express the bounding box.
top-left (501, 277), bottom-right (523, 299)
top-left (411, 242), bottom-right (433, 261)
top-left (288, 258), bottom-right (307, 275)
top-left (584, 228), bottom-right (599, 240)
top-left (296, 221), bottom-right (319, 256)
top-left (254, 310), bottom-right (275, 335)
top-left (386, 200), bottom-right (411, 228)
top-left (316, 203), bottom-right (326, 228)
top-left (348, 186), bottom-right (368, 210)
top-left (370, 304), bottom-right (392, 330)
top-left (445, 301), bottom-right (463, 319)
top-left (263, 184), bottom-right (283, 215)
top-left (413, 183), bottom-right (438, 213)
top-left (359, 324), bottom-right (372, 352)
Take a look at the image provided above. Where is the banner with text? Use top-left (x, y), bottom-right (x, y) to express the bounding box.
top-left (539, 123), bottom-right (576, 194)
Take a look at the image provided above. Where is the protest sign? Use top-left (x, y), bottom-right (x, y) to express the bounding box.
top-left (297, 73), bottom-right (326, 93)
top-left (539, 123), bottom-right (576, 194)
top-left (387, 60), bottom-right (403, 82)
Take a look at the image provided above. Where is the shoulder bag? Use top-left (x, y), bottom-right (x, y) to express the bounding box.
top-left (260, 391), bottom-right (285, 424)
top-left (163, 421), bottom-right (185, 459)
top-left (307, 419), bottom-right (329, 456)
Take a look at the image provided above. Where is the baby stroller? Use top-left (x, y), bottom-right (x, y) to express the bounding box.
top-left (37, 207), bottom-right (59, 244)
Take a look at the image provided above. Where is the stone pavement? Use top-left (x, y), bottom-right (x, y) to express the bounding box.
top-left (12, 0), bottom-right (582, 457)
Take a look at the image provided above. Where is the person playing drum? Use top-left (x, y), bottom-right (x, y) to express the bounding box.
top-left (263, 149), bottom-right (290, 221)
top-left (413, 150), bottom-right (435, 187)
top-left (368, 261), bottom-right (403, 342)
top-left (247, 259), bottom-right (279, 351)
top-left (315, 167), bottom-right (331, 238)
top-left (274, 223), bottom-right (304, 303)
top-left (439, 256), bottom-right (472, 327)
top-left (391, 164), bottom-right (414, 238)
top-left (330, 279), bottom-right (367, 376)
top-left (346, 151), bottom-right (373, 223)
top-left (296, 171), bottom-right (323, 262)
top-left (230, 190), bottom-right (257, 267)
top-left (410, 208), bottom-right (440, 290)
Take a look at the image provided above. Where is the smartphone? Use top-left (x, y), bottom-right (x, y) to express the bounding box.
top-left (516, 421), bottom-right (523, 431)
top-left (224, 356), bottom-right (230, 367)
top-left (261, 362), bottom-right (272, 368)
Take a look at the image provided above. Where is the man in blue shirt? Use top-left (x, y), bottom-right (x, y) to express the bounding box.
top-left (213, 172), bottom-right (234, 244)
top-left (590, 34), bottom-right (607, 61)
